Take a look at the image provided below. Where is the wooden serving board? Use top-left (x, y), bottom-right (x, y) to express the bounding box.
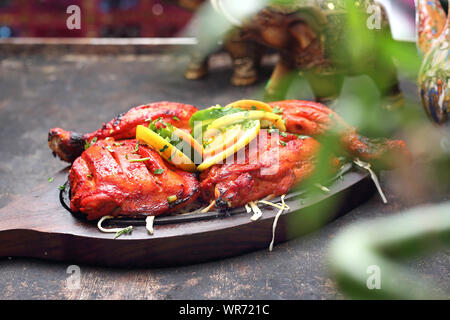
top-left (0, 166), bottom-right (375, 267)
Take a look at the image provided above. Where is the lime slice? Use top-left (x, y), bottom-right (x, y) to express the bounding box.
top-left (189, 105), bottom-right (243, 130)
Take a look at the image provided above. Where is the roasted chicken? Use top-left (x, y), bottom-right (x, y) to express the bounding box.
top-left (49, 99), bottom-right (411, 219)
top-left (200, 130), bottom-right (339, 209)
top-left (200, 100), bottom-right (412, 209)
top-left (270, 100), bottom-right (412, 169)
top-left (49, 101), bottom-right (198, 162)
top-left (70, 138), bottom-right (199, 220)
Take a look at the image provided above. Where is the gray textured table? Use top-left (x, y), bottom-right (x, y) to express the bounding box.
top-left (0, 51), bottom-right (448, 300)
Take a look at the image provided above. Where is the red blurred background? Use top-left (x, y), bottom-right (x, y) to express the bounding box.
top-left (0, 0), bottom-right (192, 38)
top-left (0, 0), bottom-right (446, 39)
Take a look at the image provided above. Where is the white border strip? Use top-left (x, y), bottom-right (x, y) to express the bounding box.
top-left (0, 37), bottom-right (198, 46)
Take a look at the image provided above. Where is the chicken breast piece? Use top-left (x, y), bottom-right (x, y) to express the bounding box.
top-left (70, 138), bottom-right (199, 220)
top-left (199, 130), bottom-right (339, 209)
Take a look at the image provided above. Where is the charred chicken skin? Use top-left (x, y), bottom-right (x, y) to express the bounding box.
top-left (200, 130), bottom-right (339, 209)
top-left (49, 101), bottom-right (198, 162)
top-left (269, 100), bottom-right (412, 169)
top-left (70, 138), bottom-right (199, 220)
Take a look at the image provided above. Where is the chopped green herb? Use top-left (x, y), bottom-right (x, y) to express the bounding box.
top-left (272, 106), bottom-right (283, 114)
top-left (134, 141), bottom-right (139, 153)
top-left (167, 195), bottom-right (177, 203)
top-left (129, 157), bottom-right (151, 162)
top-left (114, 226), bottom-right (133, 239)
top-left (315, 183), bottom-right (330, 193)
top-left (113, 142), bottom-right (124, 146)
top-left (106, 145), bottom-right (114, 153)
top-left (280, 131), bottom-right (288, 137)
top-left (159, 145), bottom-right (169, 153)
top-left (148, 117), bottom-right (173, 139)
top-left (87, 174), bottom-right (93, 178)
top-left (84, 137), bottom-right (98, 150)
top-left (173, 116), bottom-right (180, 121)
top-left (279, 141), bottom-right (287, 147)
top-left (109, 129), bottom-right (114, 134)
top-left (154, 169), bottom-right (165, 175)
top-left (251, 106), bottom-right (257, 110)
top-left (242, 119), bottom-right (258, 129)
top-left (58, 185), bottom-right (66, 191)
top-left (48, 177), bottom-right (54, 183)
top-left (125, 154), bottom-right (129, 160)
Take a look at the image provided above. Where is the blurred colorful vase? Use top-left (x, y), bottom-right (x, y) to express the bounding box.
top-left (417, 0), bottom-right (449, 124)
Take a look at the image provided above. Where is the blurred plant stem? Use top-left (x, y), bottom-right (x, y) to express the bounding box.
top-left (328, 201), bottom-right (450, 299)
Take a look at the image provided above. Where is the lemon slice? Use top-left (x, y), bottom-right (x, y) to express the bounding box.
top-left (208, 111), bottom-right (286, 132)
top-left (225, 99), bottom-right (273, 112)
top-left (197, 120), bottom-right (261, 171)
top-left (203, 124), bottom-right (242, 158)
top-left (136, 125), bottom-right (197, 172)
top-left (172, 127), bottom-right (204, 157)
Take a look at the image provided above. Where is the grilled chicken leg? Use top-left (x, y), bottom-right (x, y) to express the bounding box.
top-left (49, 101), bottom-right (198, 162)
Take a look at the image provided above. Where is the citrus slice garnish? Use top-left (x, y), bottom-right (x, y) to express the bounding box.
top-left (224, 99), bottom-right (273, 112)
top-left (197, 120), bottom-right (261, 171)
top-left (202, 124), bottom-right (242, 158)
top-left (136, 125), bottom-right (197, 172)
top-left (172, 127), bottom-right (204, 157)
top-left (208, 110), bottom-right (286, 132)
top-left (189, 105), bottom-right (244, 140)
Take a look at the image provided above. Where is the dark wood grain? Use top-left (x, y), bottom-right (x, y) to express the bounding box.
top-left (0, 167), bottom-right (374, 267)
